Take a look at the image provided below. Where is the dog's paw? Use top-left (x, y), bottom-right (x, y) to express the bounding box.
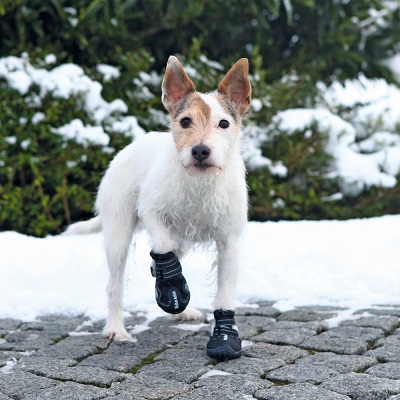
top-left (103, 326), bottom-right (133, 341)
top-left (174, 306), bottom-right (203, 321)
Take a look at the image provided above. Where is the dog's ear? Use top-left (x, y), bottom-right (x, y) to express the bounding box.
top-left (162, 56), bottom-right (196, 113)
top-left (218, 58), bottom-right (252, 116)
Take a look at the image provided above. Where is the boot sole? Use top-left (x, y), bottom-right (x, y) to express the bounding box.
top-left (207, 345), bottom-right (242, 361)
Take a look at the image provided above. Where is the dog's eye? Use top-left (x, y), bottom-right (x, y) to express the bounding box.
top-left (180, 117), bottom-right (192, 128)
top-left (219, 119), bottom-right (230, 129)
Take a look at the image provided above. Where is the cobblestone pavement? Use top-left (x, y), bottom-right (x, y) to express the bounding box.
top-left (2, 302), bottom-right (400, 399)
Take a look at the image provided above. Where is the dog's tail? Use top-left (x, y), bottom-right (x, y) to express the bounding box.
top-left (64, 216), bottom-right (102, 235)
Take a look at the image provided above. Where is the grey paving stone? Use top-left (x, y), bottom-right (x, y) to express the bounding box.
top-left (242, 342), bottom-right (309, 363)
top-left (16, 356), bottom-right (77, 371)
top-left (366, 345), bottom-right (400, 362)
top-left (0, 319), bottom-right (22, 331)
top-left (278, 309), bottom-right (335, 322)
top-left (148, 314), bottom-right (206, 330)
top-left (16, 355), bottom-right (125, 387)
top-left (216, 355), bottom-right (285, 376)
top-left (136, 348), bottom-right (212, 384)
top-left (235, 316), bottom-right (275, 338)
top-left (79, 323), bottom-right (194, 372)
top-left (0, 370), bottom-right (58, 399)
top-left (252, 327), bottom-right (316, 346)
top-left (339, 316), bottom-right (399, 334)
top-left (236, 305), bottom-right (281, 319)
top-left (374, 329), bottom-right (400, 347)
top-left (79, 340), bottom-right (153, 373)
top-left (301, 326), bottom-right (384, 355)
top-left (366, 362), bottom-right (400, 379)
top-left (174, 331), bottom-right (211, 351)
top-left (26, 380), bottom-right (114, 400)
top-left (1, 316), bottom-right (87, 354)
top-left (302, 334), bottom-right (368, 355)
top-left (136, 322), bottom-right (195, 347)
top-left (5, 305), bottom-right (400, 400)
top-left (255, 382), bottom-right (352, 400)
top-left (328, 326), bottom-right (385, 342)
top-left (22, 314), bottom-right (86, 333)
top-left (111, 374), bottom-right (191, 398)
top-left (266, 363), bottom-right (339, 384)
top-left (274, 320), bottom-right (326, 332)
top-left (295, 352), bottom-right (378, 373)
top-left (193, 374), bottom-right (272, 396)
top-left (0, 330), bottom-right (55, 352)
top-left (355, 308), bottom-right (400, 317)
top-left (321, 372), bottom-right (400, 399)
top-left (172, 389), bottom-right (239, 400)
top-left (34, 334), bottom-right (110, 361)
top-left (296, 305), bottom-right (348, 313)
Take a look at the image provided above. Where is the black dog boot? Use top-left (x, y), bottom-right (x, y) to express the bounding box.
top-left (150, 250), bottom-right (190, 314)
top-left (207, 309), bottom-right (242, 361)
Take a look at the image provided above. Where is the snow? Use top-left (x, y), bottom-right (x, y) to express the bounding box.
top-left (199, 370), bottom-right (232, 379)
top-left (1, 216), bottom-right (400, 323)
top-left (52, 119), bottom-right (110, 147)
top-left (110, 116), bottom-right (146, 139)
top-left (0, 54), bottom-right (144, 147)
top-left (96, 64), bottom-right (121, 81)
top-left (272, 104), bottom-right (400, 195)
top-left (31, 112), bottom-right (45, 125)
top-left (44, 54), bottom-right (57, 65)
top-left (174, 323), bottom-right (209, 332)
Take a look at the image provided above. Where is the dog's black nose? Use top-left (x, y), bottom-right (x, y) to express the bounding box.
top-left (192, 144), bottom-right (211, 161)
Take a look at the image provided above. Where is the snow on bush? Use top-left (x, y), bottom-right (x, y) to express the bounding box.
top-left (268, 74), bottom-right (400, 196)
top-left (1, 53), bottom-right (400, 197)
top-left (0, 54), bottom-right (144, 145)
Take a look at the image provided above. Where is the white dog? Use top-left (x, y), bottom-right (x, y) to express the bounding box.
top-left (66, 56), bottom-right (251, 360)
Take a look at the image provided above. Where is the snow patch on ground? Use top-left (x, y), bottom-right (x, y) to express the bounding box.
top-left (1, 216), bottom-right (400, 322)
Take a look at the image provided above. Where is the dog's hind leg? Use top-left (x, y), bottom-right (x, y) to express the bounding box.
top-left (101, 209), bottom-right (137, 341)
top-left (96, 157), bottom-right (139, 341)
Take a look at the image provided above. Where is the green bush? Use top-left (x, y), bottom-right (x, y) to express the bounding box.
top-left (0, 78), bottom-right (133, 236)
top-left (1, 0), bottom-right (399, 81)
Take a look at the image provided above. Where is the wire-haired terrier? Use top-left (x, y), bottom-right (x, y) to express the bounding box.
top-left (67, 56), bottom-right (251, 361)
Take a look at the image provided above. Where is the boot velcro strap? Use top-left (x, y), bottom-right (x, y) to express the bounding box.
top-left (215, 318), bottom-right (236, 326)
top-left (212, 325), bottom-right (239, 337)
top-left (150, 251), bottom-right (182, 280)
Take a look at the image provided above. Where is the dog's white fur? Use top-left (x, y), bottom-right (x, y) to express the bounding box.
top-left (66, 56), bottom-right (251, 340)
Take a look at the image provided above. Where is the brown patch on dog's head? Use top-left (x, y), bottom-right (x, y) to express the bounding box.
top-left (162, 56), bottom-right (196, 114)
top-left (217, 58), bottom-right (252, 116)
top-left (171, 92), bottom-right (212, 153)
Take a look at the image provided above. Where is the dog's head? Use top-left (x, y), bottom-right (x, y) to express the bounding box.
top-left (161, 56), bottom-right (251, 176)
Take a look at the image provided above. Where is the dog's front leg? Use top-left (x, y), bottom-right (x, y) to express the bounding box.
top-left (207, 236), bottom-right (242, 361)
top-left (142, 213), bottom-right (191, 314)
top-left (142, 212), bottom-right (176, 254)
top-left (214, 236), bottom-right (241, 310)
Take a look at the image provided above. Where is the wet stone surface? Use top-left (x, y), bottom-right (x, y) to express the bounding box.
top-left (0, 304), bottom-right (400, 399)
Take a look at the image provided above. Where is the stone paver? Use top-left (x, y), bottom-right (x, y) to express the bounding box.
top-left (321, 373), bottom-right (400, 399)
top-left (366, 362), bottom-right (400, 379)
top-left (255, 382), bottom-right (351, 399)
top-left (0, 304), bottom-right (400, 399)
